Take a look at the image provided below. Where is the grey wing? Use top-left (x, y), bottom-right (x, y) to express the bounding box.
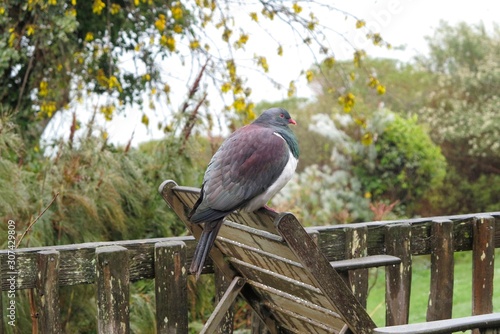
top-left (190, 126), bottom-right (289, 223)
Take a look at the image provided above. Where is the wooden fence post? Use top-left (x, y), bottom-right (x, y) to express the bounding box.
top-left (385, 223), bottom-right (412, 326)
top-left (154, 241), bottom-right (188, 334)
top-left (96, 245), bottom-right (130, 334)
top-left (35, 250), bottom-right (62, 334)
top-left (345, 226), bottom-right (369, 308)
top-left (472, 216), bottom-right (495, 334)
top-left (427, 220), bottom-right (454, 322)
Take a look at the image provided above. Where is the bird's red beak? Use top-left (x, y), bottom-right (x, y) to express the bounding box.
top-left (289, 118), bottom-right (297, 125)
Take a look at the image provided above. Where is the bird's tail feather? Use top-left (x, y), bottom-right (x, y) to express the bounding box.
top-left (190, 219), bottom-right (223, 280)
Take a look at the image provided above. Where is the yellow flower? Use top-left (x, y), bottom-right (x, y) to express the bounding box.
top-left (173, 24), bottom-right (183, 34)
top-left (26, 25), bottom-right (35, 36)
top-left (364, 192), bottom-right (372, 199)
top-left (376, 84), bottom-right (386, 95)
top-left (292, 2), bottom-right (302, 13)
top-left (235, 34), bottom-right (249, 48)
top-left (361, 132), bottom-right (373, 146)
top-left (306, 70), bottom-right (314, 83)
top-left (287, 81), bottom-right (296, 98)
top-left (108, 75), bottom-right (122, 92)
top-left (155, 14), bottom-right (166, 32)
top-left (249, 12), bottom-right (258, 22)
top-left (277, 45), bottom-right (283, 56)
top-left (141, 114), bottom-right (149, 126)
top-left (92, 0), bottom-right (105, 15)
top-left (72, 0), bottom-right (77, 5)
top-left (39, 81), bottom-right (49, 97)
top-left (85, 32), bottom-right (94, 42)
top-left (143, 73), bottom-right (151, 81)
top-left (160, 35), bottom-right (176, 51)
top-left (233, 98), bottom-right (246, 112)
top-left (338, 92), bottom-right (355, 113)
top-left (48, 0), bottom-right (57, 5)
top-left (189, 39), bottom-right (200, 50)
top-left (171, 4), bottom-right (183, 20)
top-left (356, 20), bottom-right (366, 29)
top-left (324, 57), bottom-right (335, 69)
top-left (257, 56), bottom-right (269, 73)
top-left (221, 82), bottom-right (231, 93)
top-left (0, 7), bottom-right (5, 15)
top-left (110, 3), bottom-right (121, 15)
top-left (99, 104), bottom-right (115, 121)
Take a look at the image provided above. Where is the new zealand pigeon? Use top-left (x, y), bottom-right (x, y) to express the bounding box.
top-left (188, 107), bottom-right (300, 279)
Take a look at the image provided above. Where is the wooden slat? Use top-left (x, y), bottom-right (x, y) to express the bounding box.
top-left (228, 257), bottom-right (332, 309)
top-left (262, 301), bottom-right (337, 334)
top-left (96, 245), bottom-right (130, 334)
top-left (35, 250), bottom-right (62, 334)
top-left (345, 226), bottom-right (369, 307)
top-left (472, 216), bottom-right (495, 319)
top-left (226, 209), bottom-right (279, 235)
top-left (218, 221), bottom-right (296, 260)
top-left (218, 240), bottom-right (314, 285)
top-left (385, 223), bottom-right (412, 326)
top-left (275, 213), bottom-right (376, 334)
top-left (248, 280), bottom-right (345, 330)
top-left (214, 267), bottom-right (235, 334)
top-left (201, 276), bottom-right (245, 334)
top-left (154, 241), bottom-right (188, 334)
top-left (427, 220), bottom-right (454, 322)
top-left (330, 255), bottom-right (401, 271)
top-left (374, 313), bottom-right (500, 334)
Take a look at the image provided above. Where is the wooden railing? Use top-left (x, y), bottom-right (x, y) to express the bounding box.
top-left (1, 212), bottom-right (499, 333)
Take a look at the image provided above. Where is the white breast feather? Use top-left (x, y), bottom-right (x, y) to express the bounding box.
top-left (243, 132), bottom-right (298, 212)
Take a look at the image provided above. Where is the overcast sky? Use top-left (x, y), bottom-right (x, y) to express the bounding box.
top-left (42, 0), bottom-right (500, 147)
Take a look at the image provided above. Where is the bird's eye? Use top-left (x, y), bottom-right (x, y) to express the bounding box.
top-left (280, 113), bottom-right (284, 118)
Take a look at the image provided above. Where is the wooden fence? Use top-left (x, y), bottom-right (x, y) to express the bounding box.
top-left (0, 212), bottom-right (499, 333)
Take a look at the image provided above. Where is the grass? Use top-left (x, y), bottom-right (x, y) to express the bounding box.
top-left (367, 249), bottom-right (500, 327)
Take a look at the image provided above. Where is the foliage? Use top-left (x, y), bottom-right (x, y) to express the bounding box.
top-left (0, 117), bottom-right (201, 332)
top-left (273, 109), bottom-right (446, 224)
top-left (417, 21), bottom-right (500, 170)
top-left (354, 114), bottom-right (446, 210)
top-left (0, 0), bottom-right (389, 153)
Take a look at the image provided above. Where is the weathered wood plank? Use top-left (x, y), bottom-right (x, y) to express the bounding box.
top-left (345, 226), bottom-right (369, 307)
top-left (261, 300), bottom-right (336, 334)
top-left (217, 221), bottom-right (295, 260)
top-left (96, 245), bottom-right (130, 334)
top-left (247, 280), bottom-right (345, 330)
top-left (275, 213), bottom-right (376, 334)
top-left (0, 236), bottom-right (199, 291)
top-left (2, 213), bottom-right (500, 291)
top-left (201, 276), bottom-right (245, 334)
top-left (385, 223), bottom-right (412, 326)
top-left (214, 267), bottom-right (235, 334)
top-left (427, 220), bottom-right (454, 322)
top-left (314, 212), bottom-right (500, 261)
top-left (154, 241), bottom-right (188, 334)
top-left (0, 268), bottom-right (4, 334)
top-left (34, 250), bottom-right (62, 334)
top-left (374, 312), bottom-right (500, 334)
top-left (229, 257), bottom-right (332, 309)
top-left (472, 216), bottom-right (495, 319)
